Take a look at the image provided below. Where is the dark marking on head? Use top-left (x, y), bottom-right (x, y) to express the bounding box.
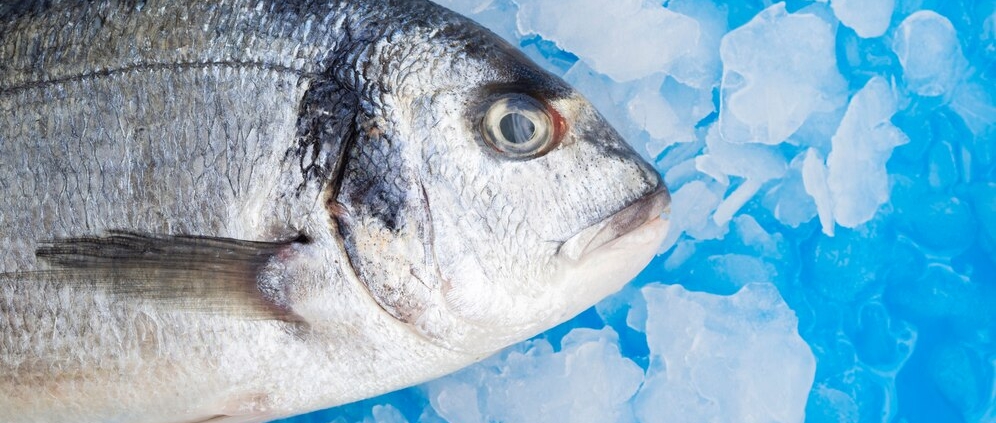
top-left (474, 82), bottom-right (572, 105)
top-left (289, 78), bottom-right (359, 196)
top-left (338, 126), bottom-right (408, 232)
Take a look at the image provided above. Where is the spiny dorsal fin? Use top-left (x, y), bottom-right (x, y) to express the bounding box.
top-left (34, 231), bottom-right (305, 322)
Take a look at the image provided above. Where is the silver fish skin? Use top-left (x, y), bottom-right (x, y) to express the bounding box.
top-left (0, 0), bottom-right (671, 422)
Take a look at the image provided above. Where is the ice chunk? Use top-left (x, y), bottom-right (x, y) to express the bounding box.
top-left (831, 0), bottom-right (895, 38)
top-left (663, 238), bottom-right (697, 271)
top-left (802, 148), bottom-right (835, 235)
top-left (625, 292), bottom-right (649, 333)
top-left (763, 176), bottom-right (818, 228)
top-left (595, 283), bottom-right (644, 329)
top-left (626, 77), bottom-right (691, 146)
top-left (428, 382), bottom-right (482, 423)
top-left (763, 151), bottom-right (819, 228)
top-left (367, 405), bottom-right (409, 423)
top-left (719, 3), bottom-right (847, 144)
top-left (635, 283), bottom-right (815, 423)
top-left (892, 11), bottom-right (968, 97)
top-left (425, 328), bottom-right (643, 423)
top-left (789, 106), bottom-right (847, 152)
top-left (696, 128), bottom-right (788, 184)
top-left (662, 157), bottom-right (702, 192)
top-left (826, 76), bottom-right (908, 228)
top-left (661, 180), bottom-right (725, 250)
top-left (951, 80), bottom-right (996, 137)
top-left (516, 0), bottom-right (700, 82)
top-left (663, 0), bottom-right (728, 89)
top-left (695, 127), bottom-right (788, 225)
top-left (628, 77), bottom-right (715, 151)
top-left (710, 180), bottom-right (760, 226)
top-left (733, 215), bottom-right (785, 259)
top-left (627, 82), bottom-right (680, 141)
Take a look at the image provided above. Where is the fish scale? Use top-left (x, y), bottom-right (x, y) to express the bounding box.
top-left (1, 66), bottom-right (302, 269)
top-left (0, 0), bottom-right (346, 90)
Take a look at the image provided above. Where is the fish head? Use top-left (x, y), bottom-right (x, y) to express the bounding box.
top-left (332, 12), bottom-right (670, 356)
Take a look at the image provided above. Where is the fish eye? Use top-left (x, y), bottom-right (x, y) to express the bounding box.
top-left (481, 94), bottom-right (556, 158)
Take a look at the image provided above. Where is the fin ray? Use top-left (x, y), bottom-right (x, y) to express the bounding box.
top-left (31, 231), bottom-right (302, 321)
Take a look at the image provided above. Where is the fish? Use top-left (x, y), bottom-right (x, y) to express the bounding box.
top-left (0, 0), bottom-right (671, 422)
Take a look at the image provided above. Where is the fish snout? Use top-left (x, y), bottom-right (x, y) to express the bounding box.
top-left (559, 186), bottom-right (670, 262)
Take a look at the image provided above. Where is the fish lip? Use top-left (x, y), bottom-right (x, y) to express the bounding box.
top-left (559, 187), bottom-right (671, 261)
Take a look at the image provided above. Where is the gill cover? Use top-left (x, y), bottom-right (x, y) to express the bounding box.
top-left (333, 111), bottom-right (440, 332)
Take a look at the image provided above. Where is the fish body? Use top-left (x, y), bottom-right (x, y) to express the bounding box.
top-left (0, 1), bottom-right (670, 422)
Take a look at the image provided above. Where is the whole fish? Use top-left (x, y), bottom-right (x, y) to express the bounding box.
top-left (0, 0), bottom-right (670, 422)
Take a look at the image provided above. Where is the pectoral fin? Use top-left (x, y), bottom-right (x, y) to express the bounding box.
top-left (34, 231), bottom-right (304, 322)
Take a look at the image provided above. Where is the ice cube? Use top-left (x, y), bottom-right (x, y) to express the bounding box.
top-left (719, 3), bottom-right (847, 145)
top-left (763, 151), bottom-right (819, 228)
top-left (891, 11), bottom-right (968, 97)
top-left (425, 328), bottom-right (643, 423)
top-left (802, 148), bottom-right (835, 235)
top-left (831, 0), bottom-right (895, 38)
top-left (826, 76), bottom-right (908, 228)
top-left (635, 283), bottom-right (815, 423)
top-left (661, 180), bottom-right (726, 251)
top-left (663, 0), bottom-right (728, 89)
top-left (368, 405), bottom-right (409, 423)
top-left (697, 127), bottom-right (788, 183)
top-left (951, 80), bottom-right (996, 138)
top-left (695, 127), bottom-right (788, 225)
top-left (732, 214), bottom-right (785, 259)
top-left (515, 0), bottom-right (700, 82)
top-left (626, 77), bottom-right (690, 145)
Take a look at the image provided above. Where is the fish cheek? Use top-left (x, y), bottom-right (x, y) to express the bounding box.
top-left (331, 130), bottom-right (440, 330)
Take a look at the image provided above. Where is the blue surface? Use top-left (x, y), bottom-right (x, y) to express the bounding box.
top-left (278, 1), bottom-right (996, 421)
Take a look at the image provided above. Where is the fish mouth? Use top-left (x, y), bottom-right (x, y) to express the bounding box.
top-left (559, 188), bottom-right (671, 261)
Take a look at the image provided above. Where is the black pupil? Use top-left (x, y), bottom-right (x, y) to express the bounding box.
top-left (499, 113), bottom-right (536, 144)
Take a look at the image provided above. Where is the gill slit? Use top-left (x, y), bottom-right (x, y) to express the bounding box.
top-left (417, 179), bottom-right (437, 291)
top-left (323, 117), bottom-right (359, 216)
